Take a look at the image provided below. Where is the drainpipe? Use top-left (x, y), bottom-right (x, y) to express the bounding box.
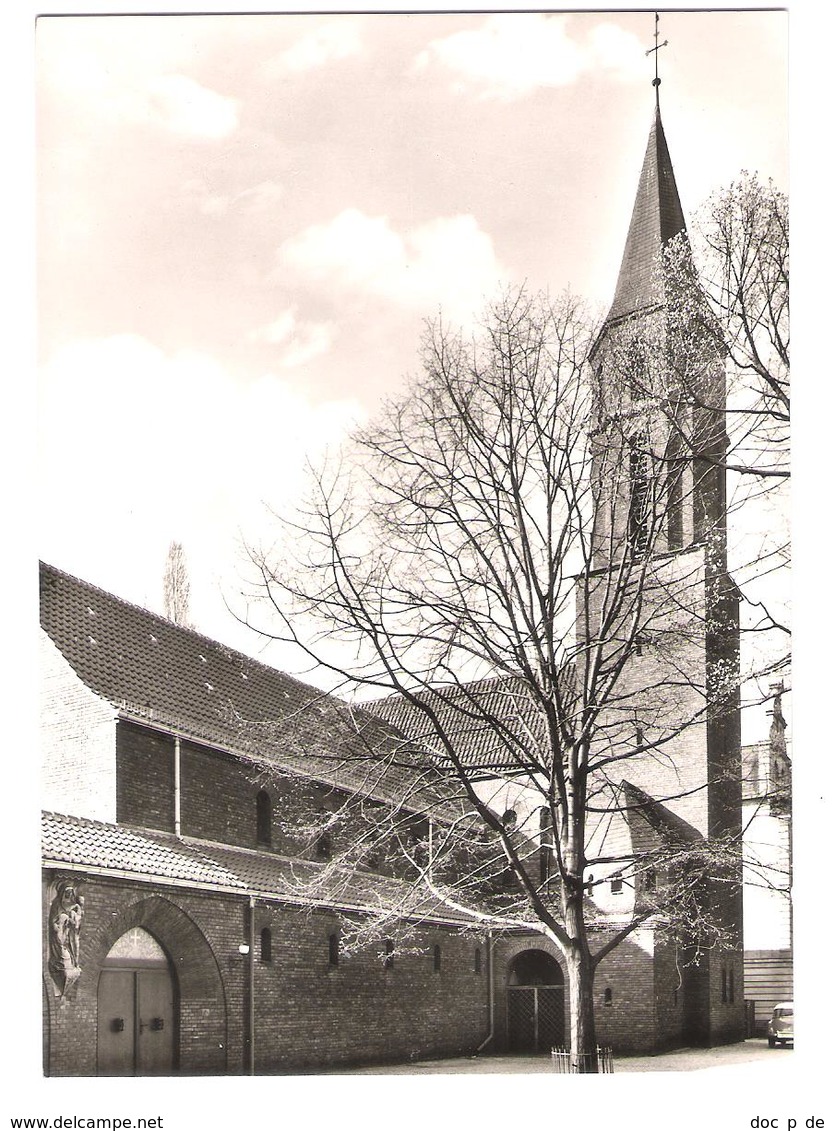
top-left (476, 930), bottom-right (495, 1053)
top-left (248, 896), bottom-right (256, 1075)
top-left (173, 736), bottom-right (181, 838)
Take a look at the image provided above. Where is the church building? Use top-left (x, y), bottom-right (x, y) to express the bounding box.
top-left (40, 85), bottom-right (750, 1074)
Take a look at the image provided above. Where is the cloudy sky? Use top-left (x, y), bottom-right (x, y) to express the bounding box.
top-left (36, 10), bottom-right (788, 680)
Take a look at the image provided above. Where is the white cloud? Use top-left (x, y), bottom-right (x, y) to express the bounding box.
top-left (38, 20), bottom-right (239, 140)
top-left (277, 209), bottom-right (504, 324)
top-left (268, 20), bottom-right (363, 75)
top-left (144, 74), bottom-right (239, 140)
top-left (38, 335), bottom-right (365, 617)
top-left (182, 179), bottom-right (283, 217)
top-left (413, 14), bottom-right (644, 101)
top-left (247, 307), bottom-right (336, 368)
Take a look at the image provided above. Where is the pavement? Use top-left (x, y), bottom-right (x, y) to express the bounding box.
top-left (325, 1037), bottom-right (793, 1074)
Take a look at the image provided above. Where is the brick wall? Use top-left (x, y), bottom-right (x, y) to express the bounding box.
top-left (42, 870), bottom-right (490, 1076)
top-left (41, 632), bottom-right (117, 822)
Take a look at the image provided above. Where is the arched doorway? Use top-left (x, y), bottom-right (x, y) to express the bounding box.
top-left (97, 927), bottom-right (177, 1076)
top-left (506, 949), bottom-right (565, 1052)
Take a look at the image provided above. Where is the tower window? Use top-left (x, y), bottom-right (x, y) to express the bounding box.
top-left (628, 438), bottom-right (650, 555)
top-left (721, 965), bottom-right (728, 1003)
top-left (384, 940), bottom-right (394, 970)
top-left (604, 988), bottom-right (613, 1006)
top-left (256, 790), bottom-right (272, 847)
top-left (666, 429), bottom-right (685, 550)
top-left (328, 932), bottom-right (339, 968)
top-left (610, 875), bottom-right (623, 895)
top-left (260, 927), bottom-right (272, 963)
top-left (475, 947), bottom-right (482, 975)
top-left (433, 944), bottom-right (442, 973)
top-left (644, 867), bottom-right (656, 892)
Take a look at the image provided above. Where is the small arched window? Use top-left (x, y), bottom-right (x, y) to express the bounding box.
top-left (474, 947), bottom-right (482, 975)
top-left (610, 874), bottom-right (623, 895)
top-left (328, 932), bottom-right (339, 968)
top-left (433, 944), bottom-right (442, 973)
top-left (260, 927), bottom-right (272, 963)
top-left (315, 829), bottom-right (332, 860)
top-left (729, 967), bottom-right (735, 1003)
top-left (384, 940), bottom-right (394, 971)
top-left (644, 867), bottom-right (656, 892)
top-left (721, 965), bottom-right (728, 1003)
top-left (256, 790), bottom-right (272, 847)
top-left (604, 987), bottom-right (613, 1006)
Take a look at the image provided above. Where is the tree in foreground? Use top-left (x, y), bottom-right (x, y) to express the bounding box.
top-left (240, 282), bottom-right (746, 1069)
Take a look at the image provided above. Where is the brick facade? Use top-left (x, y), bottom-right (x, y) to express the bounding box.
top-left (42, 870), bottom-right (491, 1076)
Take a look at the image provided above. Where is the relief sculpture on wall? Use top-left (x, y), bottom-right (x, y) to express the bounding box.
top-left (48, 875), bottom-right (85, 1000)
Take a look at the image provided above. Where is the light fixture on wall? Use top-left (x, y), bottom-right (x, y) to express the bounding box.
top-left (238, 943), bottom-right (250, 955)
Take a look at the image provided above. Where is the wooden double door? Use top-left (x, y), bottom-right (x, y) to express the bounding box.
top-left (97, 930), bottom-right (176, 1076)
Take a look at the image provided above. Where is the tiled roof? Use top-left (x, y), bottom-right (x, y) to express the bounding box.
top-left (605, 106), bottom-right (687, 326)
top-left (619, 780), bottom-right (702, 852)
top-left (368, 669), bottom-right (579, 774)
top-left (367, 676), bottom-right (548, 773)
top-left (39, 562), bottom-right (466, 819)
top-left (42, 810), bottom-right (477, 924)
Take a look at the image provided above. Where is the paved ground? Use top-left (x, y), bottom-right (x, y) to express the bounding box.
top-left (326, 1037), bottom-right (793, 1074)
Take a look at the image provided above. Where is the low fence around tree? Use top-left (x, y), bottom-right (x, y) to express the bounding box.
top-left (551, 1046), bottom-right (614, 1074)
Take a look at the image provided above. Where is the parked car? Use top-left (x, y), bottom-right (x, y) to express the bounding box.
top-left (766, 1001), bottom-right (794, 1047)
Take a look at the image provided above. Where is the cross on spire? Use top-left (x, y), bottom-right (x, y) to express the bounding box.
top-left (645, 12), bottom-right (668, 107)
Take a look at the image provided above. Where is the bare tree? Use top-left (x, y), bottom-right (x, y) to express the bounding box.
top-left (238, 285), bottom-right (748, 1068)
top-left (163, 540), bottom-right (192, 627)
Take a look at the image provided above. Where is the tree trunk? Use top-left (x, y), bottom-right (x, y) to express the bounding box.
top-left (564, 894), bottom-right (598, 1072)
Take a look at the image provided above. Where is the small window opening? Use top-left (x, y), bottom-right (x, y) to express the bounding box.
top-left (328, 932), bottom-right (339, 968)
top-left (673, 988), bottom-right (679, 1007)
top-left (644, 867), bottom-right (656, 892)
top-left (433, 944), bottom-right (442, 973)
top-left (610, 875), bottom-right (623, 895)
top-left (384, 940), bottom-right (394, 971)
top-left (256, 790), bottom-right (272, 847)
top-left (474, 947), bottom-right (482, 975)
top-left (604, 988), bottom-right (613, 1006)
top-left (721, 965), bottom-right (728, 1003)
top-left (729, 967), bottom-right (735, 1004)
top-left (315, 828), bottom-right (332, 860)
top-left (501, 809), bottom-right (517, 829)
top-left (259, 927), bottom-right (272, 963)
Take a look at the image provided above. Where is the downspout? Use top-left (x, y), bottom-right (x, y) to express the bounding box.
top-left (476, 930), bottom-right (495, 1053)
top-left (248, 896), bottom-right (256, 1075)
top-left (173, 736), bottom-right (181, 838)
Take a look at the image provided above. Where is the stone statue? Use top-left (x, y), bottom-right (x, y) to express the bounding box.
top-left (48, 876), bottom-right (85, 999)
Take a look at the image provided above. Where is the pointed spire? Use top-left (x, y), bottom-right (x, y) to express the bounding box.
top-left (604, 106), bottom-right (687, 326)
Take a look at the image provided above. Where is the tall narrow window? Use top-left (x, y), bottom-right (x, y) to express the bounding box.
top-left (604, 988), bottom-right (613, 1006)
top-left (384, 940), bottom-right (394, 971)
top-left (644, 867), bottom-right (656, 892)
top-left (474, 947), bottom-right (482, 975)
top-left (539, 807), bottom-right (552, 886)
top-left (433, 944), bottom-right (442, 973)
top-left (315, 828), bottom-right (332, 860)
top-left (328, 932), bottom-right (339, 968)
top-left (628, 437), bottom-right (650, 555)
top-left (665, 429), bottom-right (685, 550)
top-left (610, 874), bottom-right (623, 895)
top-left (729, 967), bottom-right (735, 1004)
top-left (260, 927), bottom-right (272, 963)
top-left (721, 965), bottom-right (728, 1003)
top-left (256, 790), bottom-right (272, 847)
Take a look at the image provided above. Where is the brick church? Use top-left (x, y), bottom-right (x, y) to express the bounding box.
top-left (40, 94), bottom-right (747, 1075)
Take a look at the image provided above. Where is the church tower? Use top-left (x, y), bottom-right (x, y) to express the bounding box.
top-left (584, 73), bottom-right (744, 1045)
